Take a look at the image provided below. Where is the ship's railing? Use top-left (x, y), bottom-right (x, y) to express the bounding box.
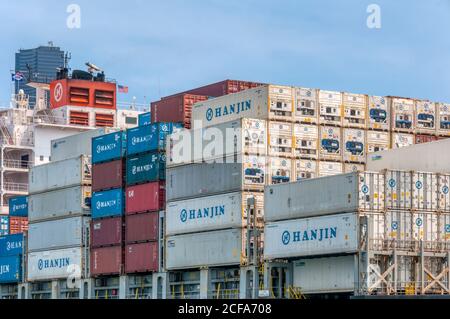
top-left (3, 182), bottom-right (28, 193)
top-left (2, 159), bottom-right (33, 170)
top-left (117, 101), bottom-right (150, 112)
top-left (369, 238), bottom-right (450, 253)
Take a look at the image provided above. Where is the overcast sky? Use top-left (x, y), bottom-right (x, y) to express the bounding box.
top-left (0, 0), bottom-right (449, 105)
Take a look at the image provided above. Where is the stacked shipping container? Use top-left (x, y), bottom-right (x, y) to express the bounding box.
top-left (263, 171), bottom-right (450, 295)
top-left (91, 131), bottom-right (126, 277)
top-left (0, 234), bottom-right (24, 286)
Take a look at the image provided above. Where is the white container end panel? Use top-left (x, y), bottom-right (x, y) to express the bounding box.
top-left (293, 124), bottom-right (318, 159)
top-left (319, 126), bottom-right (342, 161)
top-left (391, 98), bottom-right (415, 132)
top-left (318, 161), bottom-right (343, 177)
top-left (385, 170), bottom-right (413, 210)
top-left (27, 247), bottom-right (85, 282)
top-left (267, 121), bottom-right (293, 157)
top-left (293, 256), bottom-right (356, 294)
top-left (319, 90), bottom-right (342, 126)
top-left (343, 93), bottom-right (366, 128)
top-left (268, 157), bottom-right (293, 185)
top-left (343, 128), bottom-right (365, 163)
top-left (391, 133), bottom-right (414, 149)
top-left (415, 100), bottom-right (436, 134)
top-left (294, 87), bottom-right (318, 124)
top-left (367, 96), bottom-right (389, 131)
top-left (166, 229), bottom-right (244, 270)
top-left (295, 160), bottom-right (318, 181)
top-left (366, 131), bottom-right (390, 154)
top-left (268, 85), bottom-right (294, 121)
top-left (264, 213), bottom-right (358, 260)
top-left (438, 103), bottom-right (450, 136)
top-left (412, 172), bottom-right (439, 211)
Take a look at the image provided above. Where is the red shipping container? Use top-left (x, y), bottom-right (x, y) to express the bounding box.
top-left (125, 212), bottom-right (159, 244)
top-left (164, 79), bottom-right (264, 98)
top-left (125, 182), bottom-right (165, 215)
top-left (91, 217), bottom-right (123, 248)
top-left (92, 159), bottom-right (124, 192)
top-left (125, 242), bottom-right (159, 274)
top-left (415, 134), bottom-right (438, 144)
top-left (90, 246), bottom-right (122, 276)
top-left (9, 217), bottom-right (28, 234)
top-left (151, 94), bottom-right (208, 129)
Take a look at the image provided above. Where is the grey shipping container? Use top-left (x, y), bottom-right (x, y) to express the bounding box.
top-left (29, 155), bottom-right (91, 195)
top-left (167, 155), bottom-right (266, 202)
top-left (29, 186), bottom-right (91, 222)
top-left (27, 216), bottom-right (90, 252)
top-left (165, 229), bottom-right (243, 270)
top-left (367, 138), bottom-right (450, 172)
top-left (264, 172), bottom-right (385, 222)
top-left (51, 128), bottom-right (116, 162)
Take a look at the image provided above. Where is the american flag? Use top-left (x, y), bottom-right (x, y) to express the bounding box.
top-left (118, 85), bottom-right (129, 93)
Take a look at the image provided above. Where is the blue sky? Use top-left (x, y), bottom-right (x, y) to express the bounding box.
top-left (0, 0), bottom-right (449, 105)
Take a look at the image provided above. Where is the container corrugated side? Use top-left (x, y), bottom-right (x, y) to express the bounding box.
top-left (138, 112), bottom-right (151, 126)
top-left (51, 128), bottom-right (115, 162)
top-left (264, 213), bottom-right (358, 260)
top-left (92, 188), bottom-right (124, 219)
top-left (29, 186), bottom-right (91, 223)
top-left (92, 131), bottom-right (126, 164)
top-left (27, 216), bottom-right (90, 252)
top-left (0, 233), bottom-right (24, 256)
top-left (367, 138), bottom-right (450, 172)
top-left (91, 217), bottom-right (123, 248)
top-left (192, 86), bottom-right (269, 128)
top-left (265, 173), bottom-right (365, 222)
top-left (127, 123), bottom-right (181, 155)
top-left (92, 159), bottom-right (124, 192)
top-left (125, 182), bottom-right (165, 215)
top-left (125, 242), bottom-right (158, 274)
top-left (90, 246), bottom-right (122, 276)
top-left (125, 212), bottom-right (159, 243)
top-left (292, 256), bottom-right (356, 294)
top-left (166, 229), bottom-right (243, 270)
top-left (29, 156), bottom-right (91, 195)
top-left (167, 156), bottom-right (266, 202)
top-left (166, 192), bottom-right (246, 236)
top-left (126, 152), bottom-right (166, 186)
top-left (27, 247), bottom-right (85, 282)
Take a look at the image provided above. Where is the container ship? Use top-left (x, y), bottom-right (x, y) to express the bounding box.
top-left (1, 76), bottom-right (450, 300)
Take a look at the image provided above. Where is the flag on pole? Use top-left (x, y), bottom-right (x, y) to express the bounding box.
top-left (118, 85), bottom-right (129, 93)
top-left (11, 72), bottom-right (24, 81)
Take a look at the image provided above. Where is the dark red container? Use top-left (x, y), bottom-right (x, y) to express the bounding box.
top-left (125, 242), bottom-right (159, 274)
top-left (125, 182), bottom-right (165, 215)
top-left (9, 217), bottom-right (28, 234)
top-left (90, 246), bottom-right (122, 276)
top-left (415, 134), bottom-right (438, 144)
top-left (92, 159), bottom-right (124, 192)
top-left (91, 217), bottom-right (123, 248)
top-left (151, 94), bottom-right (208, 129)
top-left (125, 212), bottom-right (159, 244)
top-left (165, 79), bottom-right (264, 98)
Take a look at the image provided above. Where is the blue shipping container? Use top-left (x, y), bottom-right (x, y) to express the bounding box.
top-left (0, 216), bottom-right (8, 236)
top-left (126, 152), bottom-right (166, 186)
top-left (138, 112), bottom-right (151, 126)
top-left (9, 196), bottom-right (28, 217)
top-left (92, 188), bottom-right (124, 219)
top-left (127, 122), bottom-right (182, 156)
top-left (0, 255), bottom-right (21, 283)
top-left (0, 233), bottom-right (24, 256)
top-left (92, 131), bottom-right (126, 164)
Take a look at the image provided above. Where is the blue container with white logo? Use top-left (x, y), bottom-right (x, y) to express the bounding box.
top-left (127, 122), bottom-right (182, 156)
top-left (9, 196), bottom-right (28, 217)
top-left (92, 188), bottom-right (124, 219)
top-left (138, 112), bottom-right (151, 126)
top-left (126, 152), bottom-right (166, 186)
top-left (0, 216), bottom-right (8, 236)
top-left (0, 255), bottom-right (22, 283)
top-left (0, 233), bottom-right (24, 256)
top-left (92, 131), bottom-right (126, 164)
